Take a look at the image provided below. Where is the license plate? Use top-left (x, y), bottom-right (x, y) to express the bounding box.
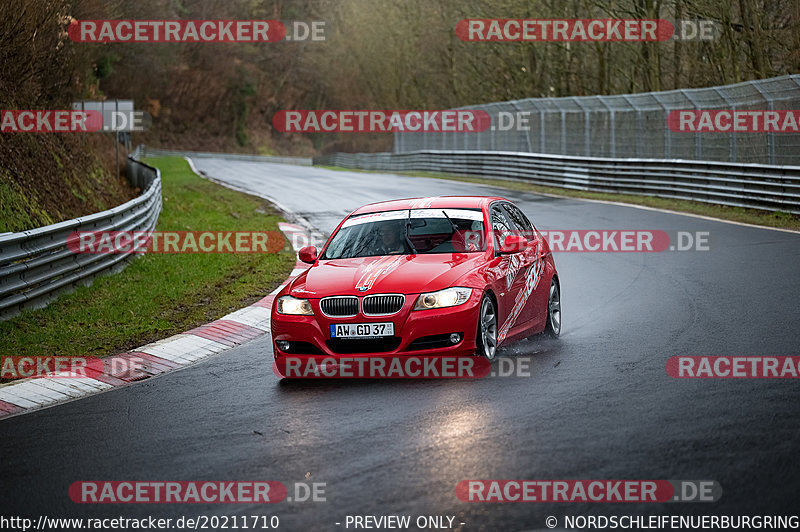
top-left (330, 322), bottom-right (394, 338)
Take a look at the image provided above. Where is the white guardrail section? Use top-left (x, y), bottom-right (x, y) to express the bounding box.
top-left (0, 150), bottom-right (162, 320)
top-left (313, 150), bottom-right (800, 215)
top-left (140, 146), bottom-right (312, 166)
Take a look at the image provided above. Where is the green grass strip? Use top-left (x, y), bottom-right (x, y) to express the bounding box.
top-left (0, 157), bottom-right (295, 358)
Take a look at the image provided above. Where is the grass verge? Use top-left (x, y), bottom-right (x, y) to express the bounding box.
top-left (319, 166), bottom-right (800, 231)
top-left (0, 156), bottom-right (295, 359)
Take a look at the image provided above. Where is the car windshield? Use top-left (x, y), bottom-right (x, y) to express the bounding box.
top-left (321, 208), bottom-right (486, 259)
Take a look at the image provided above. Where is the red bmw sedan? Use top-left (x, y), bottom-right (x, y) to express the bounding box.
top-left (271, 196), bottom-right (560, 374)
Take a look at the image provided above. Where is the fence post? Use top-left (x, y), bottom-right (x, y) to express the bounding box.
top-left (597, 96), bottom-right (615, 158)
top-left (620, 94), bottom-right (642, 158)
top-left (751, 81), bottom-right (776, 165)
top-left (679, 89), bottom-right (702, 160)
top-left (511, 100), bottom-right (532, 153)
top-left (573, 97), bottom-right (591, 156)
top-left (653, 93), bottom-right (673, 159)
top-left (712, 86), bottom-right (737, 162)
top-left (551, 99), bottom-right (567, 155)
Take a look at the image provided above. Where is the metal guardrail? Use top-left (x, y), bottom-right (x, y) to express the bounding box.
top-left (314, 150), bottom-right (800, 214)
top-left (0, 153), bottom-right (162, 321)
top-left (140, 146), bottom-right (312, 166)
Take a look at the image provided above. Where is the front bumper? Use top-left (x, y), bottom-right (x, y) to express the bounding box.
top-left (271, 291), bottom-right (481, 361)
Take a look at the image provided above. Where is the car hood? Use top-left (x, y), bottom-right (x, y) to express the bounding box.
top-left (289, 253), bottom-right (485, 297)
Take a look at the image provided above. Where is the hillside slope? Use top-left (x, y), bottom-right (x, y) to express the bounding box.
top-left (0, 134), bottom-right (136, 233)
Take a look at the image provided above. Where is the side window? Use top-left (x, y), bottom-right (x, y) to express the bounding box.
top-left (502, 203), bottom-right (533, 239)
top-left (490, 203), bottom-right (513, 247)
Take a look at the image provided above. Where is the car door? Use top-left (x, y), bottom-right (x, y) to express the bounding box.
top-left (490, 202), bottom-right (528, 343)
top-left (501, 202), bottom-right (547, 332)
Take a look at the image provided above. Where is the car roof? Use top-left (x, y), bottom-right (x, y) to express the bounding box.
top-left (351, 196), bottom-right (508, 215)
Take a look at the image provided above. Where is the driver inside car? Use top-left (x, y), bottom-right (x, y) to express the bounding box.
top-left (374, 222), bottom-right (405, 255)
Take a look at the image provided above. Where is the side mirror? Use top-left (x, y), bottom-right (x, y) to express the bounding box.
top-left (499, 234), bottom-right (527, 254)
top-left (298, 245), bottom-right (318, 264)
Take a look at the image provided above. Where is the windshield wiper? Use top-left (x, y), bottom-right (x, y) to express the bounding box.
top-left (442, 209), bottom-right (458, 235)
top-left (404, 209), bottom-right (417, 254)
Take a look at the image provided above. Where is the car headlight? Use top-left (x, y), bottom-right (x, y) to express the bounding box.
top-left (414, 287), bottom-right (472, 310)
top-left (277, 295), bottom-right (314, 315)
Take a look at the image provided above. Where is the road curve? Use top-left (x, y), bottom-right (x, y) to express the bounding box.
top-left (1, 159), bottom-right (799, 530)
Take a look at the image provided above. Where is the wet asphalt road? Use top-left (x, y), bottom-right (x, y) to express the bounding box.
top-left (1, 159), bottom-right (799, 531)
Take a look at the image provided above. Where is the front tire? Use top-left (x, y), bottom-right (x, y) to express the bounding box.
top-left (476, 293), bottom-right (498, 360)
top-left (544, 278), bottom-right (561, 338)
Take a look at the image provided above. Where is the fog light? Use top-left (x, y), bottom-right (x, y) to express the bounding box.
top-left (449, 333), bottom-right (462, 344)
top-left (276, 340), bottom-right (291, 351)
